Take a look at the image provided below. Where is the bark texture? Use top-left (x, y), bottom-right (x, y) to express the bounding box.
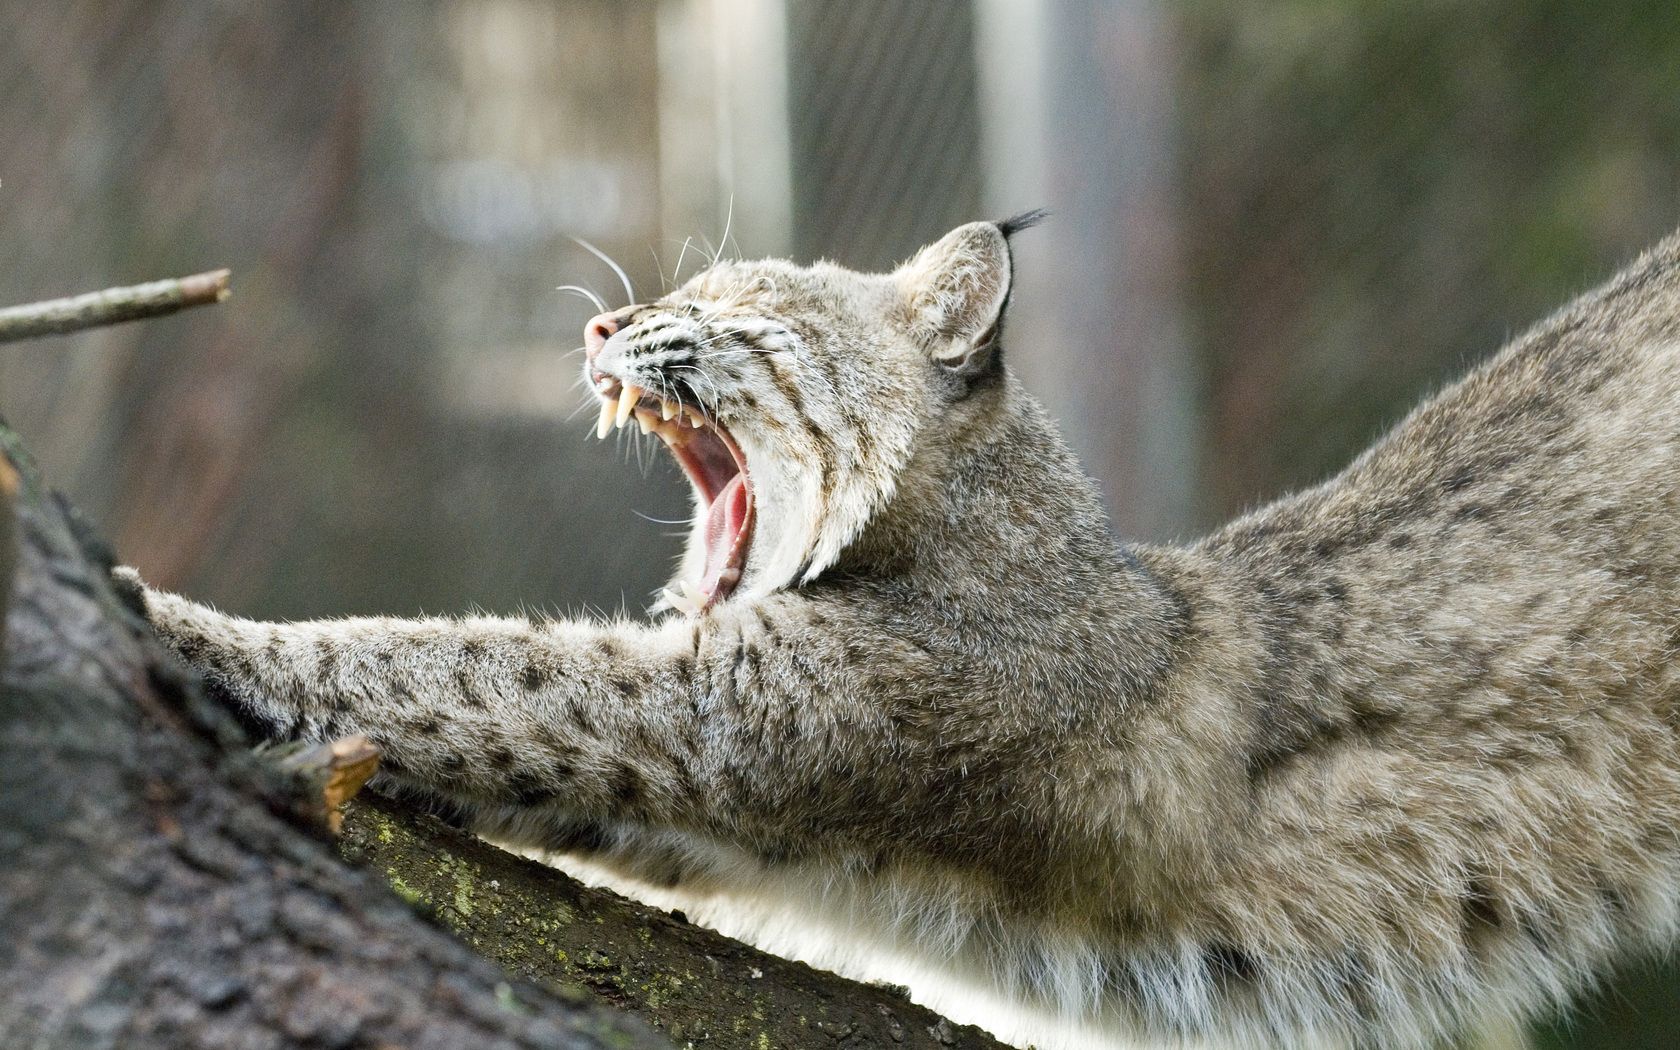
top-left (0, 418), bottom-right (1010, 1050)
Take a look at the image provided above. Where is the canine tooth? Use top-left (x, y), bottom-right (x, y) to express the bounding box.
top-left (660, 399), bottom-right (677, 421)
top-left (615, 384), bottom-right (641, 428)
top-left (595, 398), bottom-right (615, 439)
top-left (663, 586), bottom-right (700, 615)
top-left (679, 579), bottom-right (705, 604)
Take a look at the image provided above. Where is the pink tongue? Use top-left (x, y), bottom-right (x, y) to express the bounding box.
top-left (700, 473), bottom-right (750, 598)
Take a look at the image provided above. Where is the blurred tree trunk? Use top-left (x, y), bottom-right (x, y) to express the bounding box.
top-left (0, 419), bottom-right (1006, 1050)
top-left (0, 422), bottom-right (667, 1050)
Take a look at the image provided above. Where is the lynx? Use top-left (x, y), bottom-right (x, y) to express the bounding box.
top-left (127, 215), bottom-right (1680, 1049)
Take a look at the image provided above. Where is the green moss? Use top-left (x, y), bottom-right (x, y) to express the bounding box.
top-left (451, 868), bottom-right (476, 917)
top-left (385, 871), bottom-right (423, 906)
top-left (338, 795), bottom-right (1011, 1050)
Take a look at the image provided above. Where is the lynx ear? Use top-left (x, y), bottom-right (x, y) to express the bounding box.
top-left (896, 219), bottom-right (1023, 364)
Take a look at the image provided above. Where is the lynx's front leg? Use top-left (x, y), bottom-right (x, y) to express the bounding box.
top-left (123, 575), bottom-right (955, 862)
top-left (133, 582), bottom-right (705, 817)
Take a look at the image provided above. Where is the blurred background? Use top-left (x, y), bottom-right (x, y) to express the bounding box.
top-left (3, 1), bottom-right (1679, 1046)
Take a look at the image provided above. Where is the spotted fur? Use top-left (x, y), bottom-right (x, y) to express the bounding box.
top-left (131, 219), bottom-right (1680, 1049)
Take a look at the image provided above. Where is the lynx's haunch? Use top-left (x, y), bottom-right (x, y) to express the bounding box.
top-left (133, 216), bottom-right (1680, 1049)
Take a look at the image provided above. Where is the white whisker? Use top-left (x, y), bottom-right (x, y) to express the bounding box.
top-left (556, 285), bottom-right (608, 313)
top-left (632, 510), bottom-right (690, 526)
top-left (716, 195), bottom-right (735, 265)
top-left (572, 236), bottom-right (635, 306)
top-left (649, 248), bottom-right (671, 294)
top-left (672, 236), bottom-right (695, 285)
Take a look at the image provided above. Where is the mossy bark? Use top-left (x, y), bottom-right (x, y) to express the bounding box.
top-left (337, 792), bottom-right (1009, 1049)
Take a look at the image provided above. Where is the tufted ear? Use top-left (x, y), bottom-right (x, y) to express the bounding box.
top-left (896, 215), bottom-right (1038, 365)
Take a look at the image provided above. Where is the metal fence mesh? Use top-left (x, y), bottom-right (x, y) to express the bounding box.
top-left (785, 0), bottom-right (983, 271)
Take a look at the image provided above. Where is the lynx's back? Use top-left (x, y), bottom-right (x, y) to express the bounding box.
top-left (1166, 236), bottom-right (1680, 1046)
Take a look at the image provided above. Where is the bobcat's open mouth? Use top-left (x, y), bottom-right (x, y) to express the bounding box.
top-left (593, 379), bottom-right (754, 614)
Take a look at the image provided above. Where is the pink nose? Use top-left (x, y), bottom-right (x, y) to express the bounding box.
top-left (584, 310), bottom-right (625, 364)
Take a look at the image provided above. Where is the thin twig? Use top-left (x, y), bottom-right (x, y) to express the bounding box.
top-left (0, 269), bottom-right (231, 345)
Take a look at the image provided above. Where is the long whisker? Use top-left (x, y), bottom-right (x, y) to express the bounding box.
top-left (649, 248), bottom-right (669, 294)
top-left (572, 236), bottom-right (635, 306)
top-left (718, 195), bottom-right (736, 262)
top-left (672, 236), bottom-right (695, 285)
top-left (632, 509), bottom-right (691, 526)
top-left (650, 372), bottom-right (680, 412)
top-left (556, 285), bottom-right (608, 313)
top-left (566, 368), bottom-right (605, 423)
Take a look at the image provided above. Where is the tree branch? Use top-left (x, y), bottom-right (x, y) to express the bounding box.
top-left (338, 792), bottom-right (1009, 1048)
top-left (0, 270), bottom-right (231, 344)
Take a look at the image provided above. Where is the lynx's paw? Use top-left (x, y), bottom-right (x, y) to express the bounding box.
top-left (110, 566), bottom-right (213, 675)
top-left (110, 565), bottom-right (150, 618)
top-left (111, 565), bottom-right (293, 740)
top-left (110, 565), bottom-right (197, 666)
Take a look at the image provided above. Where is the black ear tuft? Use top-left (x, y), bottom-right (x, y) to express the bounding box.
top-left (996, 209), bottom-right (1050, 240)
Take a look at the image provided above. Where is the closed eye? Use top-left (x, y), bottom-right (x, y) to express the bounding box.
top-left (701, 322), bottom-right (795, 362)
top-left (632, 334), bottom-right (700, 361)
